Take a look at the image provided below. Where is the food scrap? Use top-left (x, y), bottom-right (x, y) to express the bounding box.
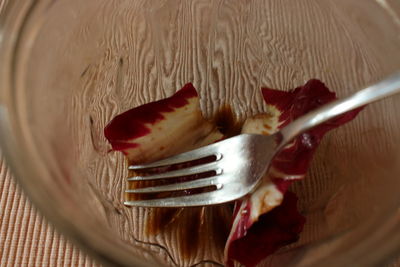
top-left (104, 80), bottom-right (363, 266)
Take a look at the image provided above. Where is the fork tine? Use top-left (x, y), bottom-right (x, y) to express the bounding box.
top-left (127, 162), bottom-right (221, 181)
top-left (124, 189), bottom-right (229, 207)
top-left (128, 145), bottom-right (222, 170)
top-left (125, 176), bottom-right (222, 193)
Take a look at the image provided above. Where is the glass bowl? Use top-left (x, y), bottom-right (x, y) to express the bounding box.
top-left (1, 0), bottom-right (400, 266)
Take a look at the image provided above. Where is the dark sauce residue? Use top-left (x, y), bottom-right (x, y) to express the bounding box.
top-left (126, 155), bottom-right (218, 201)
top-left (213, 105), bottom-right (243, 138)
top-left (125, 104), bottom-right (241, 259)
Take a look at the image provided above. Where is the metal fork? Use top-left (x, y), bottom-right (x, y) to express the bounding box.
top-left (124, 72), bottom-right (400, 207)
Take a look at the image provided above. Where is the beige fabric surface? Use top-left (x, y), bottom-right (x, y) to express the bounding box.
top-left (0, 0), bottom-right (399, 267)
top-left (1, 159), bottom-right (399, 267)
top-left (0, 158), bottom-right (99, 267)
top-left (0, 0), bottom-right (98, 263)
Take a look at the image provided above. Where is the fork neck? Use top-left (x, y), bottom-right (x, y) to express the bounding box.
top-left (277, 71), bottom-right (400, 150)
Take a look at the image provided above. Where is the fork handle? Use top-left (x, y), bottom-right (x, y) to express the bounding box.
top-left (278, 71), bottom-right (400, 149)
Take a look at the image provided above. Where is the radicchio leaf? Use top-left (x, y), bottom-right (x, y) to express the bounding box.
top-left (225, 79), bottom-right (363, 267)
top-left (226, 192), bottom-right (305, 267)
top-left (104, 83), bottom-right (223, 163)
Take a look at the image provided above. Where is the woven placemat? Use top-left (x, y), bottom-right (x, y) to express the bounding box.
top-left (1, 158), bottom-right (399, 267)
top-left (0, 0), bottom-right (398, 266)
top-left (0, 158), bottom-right (99, 267)
top-left (0, 0), bottom-right (99, 263)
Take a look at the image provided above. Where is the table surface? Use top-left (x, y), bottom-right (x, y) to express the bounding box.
top-left (1, 167), bottom-right (399, 267)
top-left (0, 160), bottom-right (98, 267)
top-left (0, 0), bottom-right (399, 266)
top-left (0, 4), bottom-right (91, 267)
